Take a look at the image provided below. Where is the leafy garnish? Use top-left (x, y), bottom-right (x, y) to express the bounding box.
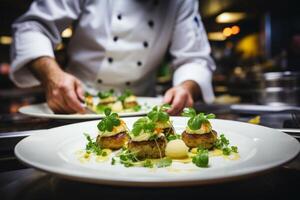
top-left (156, 158), bottom-right (172, 168)
top-left (84, 91), bottom-right (92, 97)
top-left (182, 108), bottom-right (215, 130)
top-left (214, 134), bottom-right (238, 155)
top-left (192, 148), bottom-right (209, 167)
top-left (117, 149), bottom-right (139, 167)
top-left (95, 104), bottom-right (109, 113)
top-left (118, 89), bottom-right (133, 102)
top-left (132, 105), bottom-right (141, 112)
top-left (97, 108), bottom-right (121, 132)
top-left (147, 104), bottom-right (171, 123)
top-left (98, 89), bottom-right (114, 99)
top-left (143, 160), bottom-right (154, 168)
top-left (167, 134), bottom-right (181, 141)
top-left (131, 117), bottom-right (155, 136)
top-left (83, 133), bottom-right (103, 156)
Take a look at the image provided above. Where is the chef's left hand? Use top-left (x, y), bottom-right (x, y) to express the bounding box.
top-left (163, 80), bottom-right (200, 116)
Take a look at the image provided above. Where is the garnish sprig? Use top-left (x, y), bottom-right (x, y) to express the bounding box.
top-left (97, 108), bottom-right (121, 132)
top-left (84, 133), bottom-right (105, 156)
top-left (118, 89), bottom-right (133, 102)
top-left (192, 147), bottom-right (209, 167)
top-left (98, 89), bottom-right (114, 99)
top-left (214, 134), bottom-right (238, 155)
top-left (147, 104), bottom-right (171, 123)
top-left (182, 108), bottom-right (215, 130)
top-left (131, 117), bottom-right (155, 137)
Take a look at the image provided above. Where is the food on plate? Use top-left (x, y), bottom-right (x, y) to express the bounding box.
top-left (165, 139), bottom-right (189, 159)
top-left (96, 108), bottom-right (129, 150)
top-left (118, 90), bottom-right (139, 109)
top-left (147, 104), bottom-right (175, 136)
top-left (181, 108), bottom-right (217, 149)
top-left (128, 117), bottom-right (167, 159)
top-left (85, 89), bottom-right (142, 114)
top-left (81, 106), bottom-right (239, 169)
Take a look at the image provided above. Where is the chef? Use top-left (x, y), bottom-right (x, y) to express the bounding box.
top-left (10, 0), bottom-right (216, 115)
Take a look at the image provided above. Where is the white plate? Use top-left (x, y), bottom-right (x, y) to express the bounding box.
top-left (19, 97), bottom-right (162, 119)
top-left (15, 117), bottom-right (300, 186)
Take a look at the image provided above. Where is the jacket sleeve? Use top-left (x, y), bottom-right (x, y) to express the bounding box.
top-left (10, 0), bottom-right (83, 87)
top-left (170, 0), bottom-right (216, 103)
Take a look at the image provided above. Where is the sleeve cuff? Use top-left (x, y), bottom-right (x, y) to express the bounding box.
top-left (10, 31), bottom-right (55, 88)
top-left (173, 63), bottom-right (215, 104)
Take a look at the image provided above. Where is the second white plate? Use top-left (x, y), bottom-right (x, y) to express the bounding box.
top-left (19, 97), bottom-right (162, 119)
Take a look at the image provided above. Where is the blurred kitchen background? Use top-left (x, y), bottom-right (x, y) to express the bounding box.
top-left (0, 0), bottom-right (300, 131)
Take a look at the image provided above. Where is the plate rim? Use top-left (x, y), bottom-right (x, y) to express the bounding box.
top-left (14, 118), bottom-right (300, 187)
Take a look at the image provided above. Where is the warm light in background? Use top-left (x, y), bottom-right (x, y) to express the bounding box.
top-left (61, 27), bottom-right (72, 38)
top-left (231, 25), bottom-right (240, 35)
top-left (223, 27), bottom-right (232, 37)
top-left (208, 32), bottom-right (227, 41)
top-left (216, 12), bottom-right (246, 23)
top-left (0, 36), bottom-right (12, 45)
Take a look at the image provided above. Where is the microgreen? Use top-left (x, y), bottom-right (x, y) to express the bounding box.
top-left (166, 134), bottom-right (181, 141)
top-left (97, 89), bottom-right (114, 99)
top-left (116, 149), bottom-right (139, 167)
top-left (182, 108), bottom-right (215, 130)
top-left (118, 89), bottom-right (133, 102)
top-left (147, 104), bottom-right (171, 123)
top-left (192, 148), bottom-right (209, 167)
top-left (131, 117), bottom-right (155, 136)
top-left (83, 133), bottom-right (103, 156)
top-left (156, 158), bottom-right (172, 168)
top-left (97, 108), bottom-right (121, 132)
top-left (143, 160), bottom-right (154, 168)
top-left (214, 134), bottom-right (238, 155)
top-left (132, 105), bottom-right (141, 112)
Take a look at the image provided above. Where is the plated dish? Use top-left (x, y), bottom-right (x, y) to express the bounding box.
top-left (82, 106), bottom-right (239, 169)
top-left (18, 96), bottom-right (162, 119)
top-left (85, 89), bottom-right (142, 114)
top-left (15, 106), bottom-right (300, 186)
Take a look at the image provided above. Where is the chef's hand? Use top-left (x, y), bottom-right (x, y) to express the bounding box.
top-left (29, 56), bottom-right (85, 114)
top-left (163, 80), bottom-right (200, 116)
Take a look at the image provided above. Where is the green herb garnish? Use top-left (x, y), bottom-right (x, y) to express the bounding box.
top-left (147, 104), bottom-right (171, 123)
top-left (192, 148), bottom-right (209, 167)
top-left (156, 157), bottom-right (172, 168)
top-left (167, 134), bottom-right (181, 141)
top-left (131, 117), bottom-right (155, 137)
top-left (182, 108), bottom-right (215, 130)
top-left (117, 149), bottom-right (139, 167)
top-left (97, 108), bottom-right (121, 132)
top-left (84, 133), bottom-right (103, 155)
top-left (132, 105), bottom-right (142, 112)
top-left (214, 134), bottom-right (238, 155)
top-left (98, 89), bottom-right (114, 99)
top-left (143, 160), bottom-right (154, 168)
top-left (118, 89), bottom-right (133, 102)
top-left (95, 104), bottom-right (109, 113)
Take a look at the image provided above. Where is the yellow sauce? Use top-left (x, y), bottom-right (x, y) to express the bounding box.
top-left (95, 149), bottom-right (112, 162)
top-left (223, 153), bottom-right (240, 160)
top-left (209, 149), bottom-right (223, 157)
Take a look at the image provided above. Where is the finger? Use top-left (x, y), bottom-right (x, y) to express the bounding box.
top-left (186, 95), bottom-right (194, 107)
top-left (163, 89), bottom-right (174, 104)
top-left (47, 98), bottom-right (67, 114)
top-left (75, 79), bottom-right (84, 102)
top-left (169, 93), bottom-right (187, 116)
top-left (63, 89), bottom-right (85, 114)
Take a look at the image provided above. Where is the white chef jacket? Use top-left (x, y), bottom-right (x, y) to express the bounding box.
top-left (10, 0), bottom-right (216, 103)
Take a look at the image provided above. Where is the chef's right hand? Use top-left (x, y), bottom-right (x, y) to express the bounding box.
top-left (29, 56), bottom-right (85, 114)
